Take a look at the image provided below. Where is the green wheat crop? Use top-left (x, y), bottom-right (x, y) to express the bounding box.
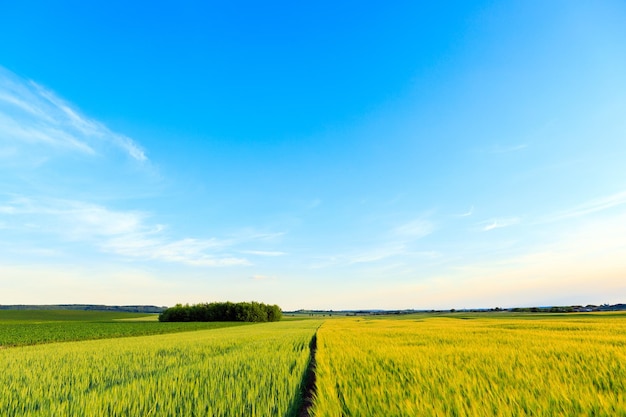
top-left (1, 320), bottom-right (321, 416)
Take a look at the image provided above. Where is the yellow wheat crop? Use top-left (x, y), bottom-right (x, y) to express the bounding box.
top-left (312, 314), bottom-right (626, 417)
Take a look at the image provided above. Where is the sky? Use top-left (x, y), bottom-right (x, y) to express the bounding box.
top-left (1, 1), bottom-right (626, 310)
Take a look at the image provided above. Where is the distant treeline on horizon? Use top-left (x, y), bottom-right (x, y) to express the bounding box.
top-left (288, 303), bottom-right (626, 315)
top-left (0, 304), bottom-right (166, 313)
top-left (2, 303), bottom-right (625, 315)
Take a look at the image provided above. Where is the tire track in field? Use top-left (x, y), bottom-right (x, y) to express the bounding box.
top-left (297, 332), bottom-right (318, 417)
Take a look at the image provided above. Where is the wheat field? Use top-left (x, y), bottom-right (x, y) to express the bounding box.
top-left (311, 314), bottom-right (626, 416)
top-left (0, 319), bottom-right (321, 417)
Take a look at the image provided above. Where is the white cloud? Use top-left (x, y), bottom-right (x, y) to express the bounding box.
top-left (307, 199), bottom-right (322, 209)
top-left (309, 217), bottom-right (436, 269)
top-left (347, 245), bottom-right (407, 264)
top-left (0, 196), bottom-right (250, 267)
top-left (347, 212), bottom-right (626, 310)
top-left (481, 217), bottom-right (521, 231)
top-left (459, 205), bottom-right (474, 217)
top-left (413, 250), bottom-right (443, 259)
top-left (0, 113), bottom-right (96, 154)
top-left (103, 235), bottom-right (249, 267)
top-left (250, 274), bottom-right (277, 281)
top-left (0, 66), bottom-right (146, 162)
top-left (404, 211), bottom-right (626, 309)
top-left (541, 190), bottom-right (626, 223)
top-left (310, 244), bottom-right (408, 268)
top-left (393, 219), bottom-right (434, 239)
top-left (0, 205), bottom-right (17, 214)
top-left (240, 250), bottom-right (287, 257)
top-left (0, 197), bottom-right (144, 236)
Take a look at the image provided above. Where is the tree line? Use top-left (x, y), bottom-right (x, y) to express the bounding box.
top-left (158, 301), bottom-right (282, 322)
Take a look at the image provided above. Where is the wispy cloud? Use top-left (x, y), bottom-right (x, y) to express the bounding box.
top-left (240, 250), bottom-right (287, 257)
top-left (307, 199), bottom-right (322, 209)
top-left (541, 190), bottom-right (626, 223)
top-left (103, 235), bottom-right (249, 267)
top-left (250, 274), bottom-right (277, 281)
top-left (0, 196), bottom-right (250, 267)
top-left (346, 245), bottom-right (407, 264)
top-left (392, 218), bottom-right (434, 239)
top-left (228, 230), bottom-right (286, 243)
top-left (458, 205), bottom-right (474, 217)
top-left (309, 216), bottom-right (436, 269)
top-left (0, 66), bottom-right (146, 162)
top-left (480, 217), bottom-right (521, 231)
top-left (413, 212), bottom-right (626, 309)
top-left (310, 244), bottom-right (407, 268)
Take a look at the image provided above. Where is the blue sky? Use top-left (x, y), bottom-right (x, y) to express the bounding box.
top-left (1, 1), bottom-right (625, 310)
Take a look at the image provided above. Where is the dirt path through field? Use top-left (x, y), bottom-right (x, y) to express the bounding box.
top-left (297, 333), bottom-right (317, 417)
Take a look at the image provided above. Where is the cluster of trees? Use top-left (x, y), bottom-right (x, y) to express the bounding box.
top-left (158, 301), bottom-right (282, 323)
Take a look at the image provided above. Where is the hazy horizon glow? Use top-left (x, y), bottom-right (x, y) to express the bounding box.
top-left (1, 1), bottom-right (626, 310)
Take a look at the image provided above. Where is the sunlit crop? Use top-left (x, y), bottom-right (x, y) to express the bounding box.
top-left (4, 310), bottom-right (625, 416)
top-left (312, 314), bottom-right (626, 416)
top-left (0, 320), bottom-right (320, 416)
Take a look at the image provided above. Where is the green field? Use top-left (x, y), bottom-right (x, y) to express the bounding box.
top-left (0, 309), bottom-right (155, 322)
top-left (1, 317), bottom-right (321, 416)
top-left (0, 310), bottom-right (251, 347)
top-left (2, 310), bottom-right (625, 416)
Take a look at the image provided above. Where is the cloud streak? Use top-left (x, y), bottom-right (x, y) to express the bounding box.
top-left (250, 275), bottom-right (277, 281)
top-left (456, 205), bottom-right (474, 217)
top-left (240, 250), bottom-right (287, 257)
top-left (0, 66), bottom-right (146, 162)
top-left (542, 190), bottom-right (626, 223)
top-left (310, 216), bottom-right (437, 269)
top-left (309, 244), bottom-right (408, 269)
top-left (393, 219), bottom-right (435, 239)
top-left (480, 217), bottom-right (521, 231)
top-left (0, 196), bottom-right (251, 267)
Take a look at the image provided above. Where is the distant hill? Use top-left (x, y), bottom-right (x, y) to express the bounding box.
top-left (0, 304), bottom-right (166, 313)
top-left (287, 303), bottom-right (626, 315)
